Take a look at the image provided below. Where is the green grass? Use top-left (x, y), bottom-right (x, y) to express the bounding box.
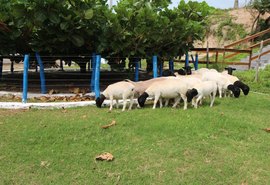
top-left (1, 93), bottom-right (270, 184)
top-left (235, 65), bottom-right (270, 94)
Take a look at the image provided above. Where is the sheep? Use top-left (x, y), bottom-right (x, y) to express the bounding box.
top-left (95, 81), bottom-right (135, 111)
top-left (186, 81), bottom-right (217, 108)
top-left (137, 78), bottom-right (189, 110)
top-left (221, 71), bottom-right (250, 95)
top-left (202, 71), bottom-right (240, 98)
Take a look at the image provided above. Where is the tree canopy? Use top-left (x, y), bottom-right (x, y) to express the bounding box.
top-left (0, 0), bottom-right (214, 61)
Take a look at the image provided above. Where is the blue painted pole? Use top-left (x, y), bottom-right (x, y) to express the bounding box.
top-left (22, 54), bottom-right (30, 103)
top-left (94, 55), bottom-right (101, 98)
top-left (90, 53), bottom-right (96, 92)
top-left (195, 53), bottom-right (199, 70)
top-left (169, 59), bottom-right (174, 72)
top-left (153, 55), bottom-right (158, 78)
top-left (0, 58), bottom-right (3, 81)
top-left (185, 52), bottom-right (189, 67)
top-left (135, 59), bottom-right (139, 82)
top-left (35, 53), bottom-right (47, 94)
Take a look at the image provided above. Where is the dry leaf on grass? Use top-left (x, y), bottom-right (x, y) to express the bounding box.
top-left (40, 161), bottom-right (50, 168)
top-left (95, 152), bottom-right (114, 161)
top-left (101, 120), bottom-right (116, 129)
top-left (263, 128), bottom-right (270, 132)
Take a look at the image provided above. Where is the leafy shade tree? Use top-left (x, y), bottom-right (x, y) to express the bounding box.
top-left (0, 0), bottom-right (213, 72)
top-left (103, 0), bottom-right (213, 70)
top-left (249, 0), bottom-right (270, 32)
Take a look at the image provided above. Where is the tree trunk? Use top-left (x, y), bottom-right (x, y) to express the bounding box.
top-left (234, 0), bottom-right (239, 9)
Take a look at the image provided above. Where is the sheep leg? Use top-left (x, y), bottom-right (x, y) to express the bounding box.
top-left (128, 94), bottom-right (134, 110)
top-left (195, 95), bottom-right (203, 109)
top-left (165, 99), bottom-right (169, 107)
top-left (159, 98), bottom-right (163, 108)
top-left (109, 96), bottom-right (114, 111)
top-left (153, 93), bottom-right (160, 109)
top-left (210, 91), bottom-right (216, 107)
top-left (218, 86), bottom-right (223, 98)
top-left (172, 97), bottom-right (181, 108)
top-left (115, 99), bottom-right (119, 109)
top-left (122, 98), bottom-right (127, 111)
top-left (181, 94), bottom-right (188, 110)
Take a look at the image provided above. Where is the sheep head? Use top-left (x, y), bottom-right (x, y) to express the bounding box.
top-left (138, 92), bottom-right (149, 107)
top-left (95, 94), bottom-right (106, 108)
top-left (234, 81), bottom-right (250, 95)
top-left (227, 85), bottom-right (240, 98)
top-left (186, 88), bottom-right (198, 102)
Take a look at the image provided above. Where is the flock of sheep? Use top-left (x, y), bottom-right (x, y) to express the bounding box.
top-left (95, 67), bottom-right (250, 111)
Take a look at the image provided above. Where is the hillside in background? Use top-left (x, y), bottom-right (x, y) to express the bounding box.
top-left (196, 8), bottom-right (270, 48)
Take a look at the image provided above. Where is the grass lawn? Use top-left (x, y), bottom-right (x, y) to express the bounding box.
top-left (0, 92), bottom-right (270, 184)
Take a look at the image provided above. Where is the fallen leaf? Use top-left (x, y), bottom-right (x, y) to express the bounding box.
top-left (264, 128), bottom-right (270, 132)
top-left (40, 161), bottom-right (50, 168)
top-left (101, 120), bottom-right (116, 129)
top-left (95, 152), bottom-right (114, 161)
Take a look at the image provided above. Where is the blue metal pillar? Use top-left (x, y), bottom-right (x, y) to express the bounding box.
top-left (94, 55), bottom-right (101, 98)
top-left (153, 55), bottom-right (158, 78)
top-left (195, 53), bottom-right (199, 70)
top-left (185, 52), bottom-right (189, 67)
top-left (22, 54), bottom-right (30, 103)
top-left (0, 58), bottom-right (3, 81)
top-left (135, 59), bottom-right (140, 82)
top-left (169, 59), bottom-right (174, 72)
top-left (35, 53), bottom-right (47, 94)
top-left (91, 53), bottom-right (96, 92)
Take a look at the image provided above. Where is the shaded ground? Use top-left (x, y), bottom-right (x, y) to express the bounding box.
top-left (0, 68), bottom-right (152, 94)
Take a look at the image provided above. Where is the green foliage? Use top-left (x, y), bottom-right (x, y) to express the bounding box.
top-left (216, 17), bottom-right (247, 42)
top-left (0, 0), bottom-right (213, 71)
top-left (251, 0), bottom-right (270, 14)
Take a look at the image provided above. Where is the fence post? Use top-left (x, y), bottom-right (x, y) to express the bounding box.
top-left (169, 58), bottom-right (174, 72)
top-left (255, 41), bottom-right (264, 82)
top-left (22, 54), bottom-right (30, 103)
top-left (195, 53), bottom-right (199, 70)
top-left (91, 53), bottom-right (96, 92)
top-left (153, 55), bottom-right (158, 78)
top-left (60, 60), bottom-right (64, 71)
top-left (135, 58), bottom-right (140, 82)
top-left (206, 41), bottom-right (209, 68)
top-left (35, 53), bottom-right (47, 94)
top-left (185, 52), bottom-right (189, 67)
top-left (94, 55), bottom-right (101, 98)
top-left (10, 60), bottom-right (14, 73)
top-left (0, 57), bottom-right (3, 81)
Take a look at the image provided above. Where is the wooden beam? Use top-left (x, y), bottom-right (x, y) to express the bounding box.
top-left (251, 50), bottom-right (270, 61)
top-left (224, 28), bottom-right (270, 48)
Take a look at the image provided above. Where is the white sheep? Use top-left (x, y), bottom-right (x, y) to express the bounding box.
top-left (221, 71), bottom-right (250, 95)
top-left (186, 81), bottom-right (217, 108)
top-left (95, 81), bottom-right (135, 111)
top-left (137, 78), bottom-right (189, 110)
top-left (202, 71), bottom-right (240, 98)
